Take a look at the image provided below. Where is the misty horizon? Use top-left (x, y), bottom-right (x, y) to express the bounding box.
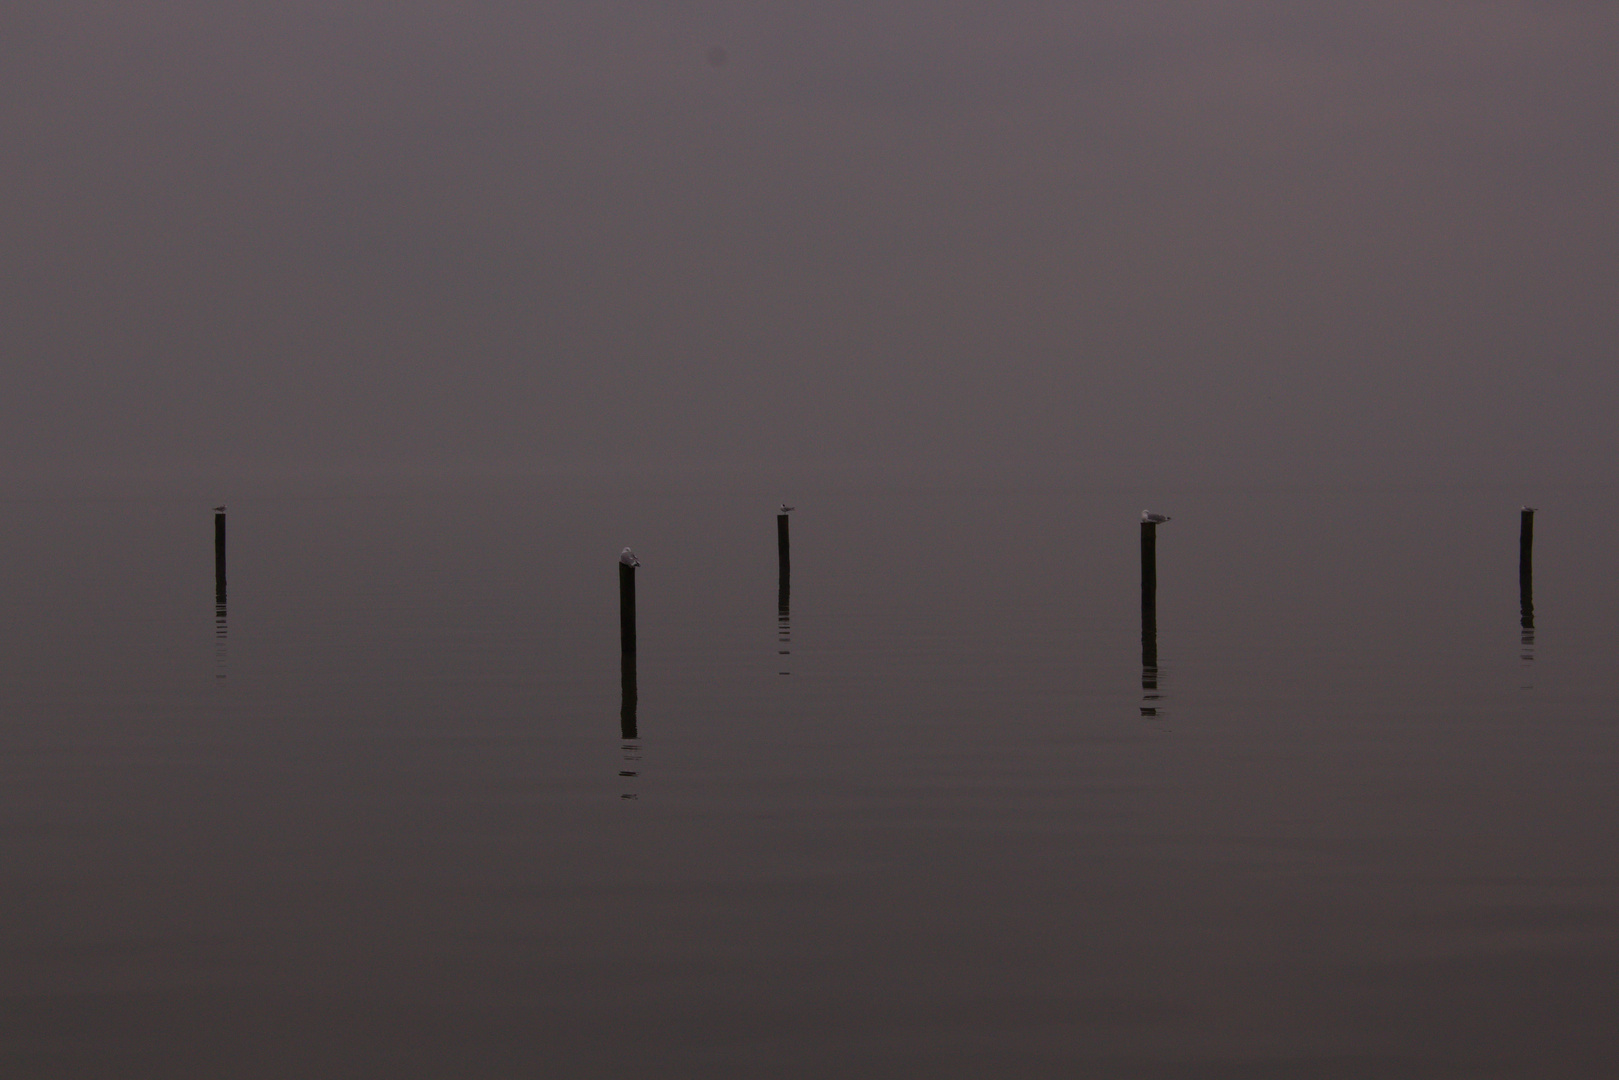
top-left (4, 2), bottom-right (1615, 489)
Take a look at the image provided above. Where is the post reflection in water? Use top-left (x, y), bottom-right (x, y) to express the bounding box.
top-left (777, 565), bottom-right (791, 675)
top-left (1520, 569), bottom-right (1536, 665)
top-left (214, 585), bottom-right (228, 678)
top-left (619, 650), bottom-right (639, 798)
top-left (1140, 593), bottom-right (1159, 716)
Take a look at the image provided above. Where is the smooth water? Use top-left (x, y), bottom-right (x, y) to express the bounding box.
top-left (3, 486), bottom-right (1617, 1078)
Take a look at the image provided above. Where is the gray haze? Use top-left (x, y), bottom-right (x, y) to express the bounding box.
top-left (3, 2), bottom-right (1615, 486)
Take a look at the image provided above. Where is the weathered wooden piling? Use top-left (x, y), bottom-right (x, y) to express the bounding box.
top-left (1520, 506), bottom-right (1534, 579)
top-left (1141, 599), bottom-right (1158, 674)
top-left (619, 561), bottom-right (636, 655)
top-left (1140, 521), bottom-right (1157, 606)
top-left (1141, 531), bottom-right (1158, 713)
top-left (1519, 507), bottom-right (1535, 630)
top-left (1141, 597), bottom-right (1158, 678)
top-left (777, 510), bottom-right (793, 673)
top-left (777, 513), bottom-right (791, 625)
top-left (214, 506), bottom-right (227, 600)
top-left (1140, 517), bottom-right (1163, 715)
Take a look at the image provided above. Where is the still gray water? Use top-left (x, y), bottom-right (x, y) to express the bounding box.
top-left (3, 485), bottom-right (1617, 1078)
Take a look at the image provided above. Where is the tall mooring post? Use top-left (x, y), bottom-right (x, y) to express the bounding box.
top-left (1519, 507), bottom-right (1536, 632)
top-left (1140, 520), bottom-right (1157, 608)
top-left (619, 557), bottom-right (637, 655)
top-left (1139, 513), bottom-right (1170, 716)
top-left (778, 509), bottom-right (792, 676)
top-left (214, 505), bottom-right (227, 601)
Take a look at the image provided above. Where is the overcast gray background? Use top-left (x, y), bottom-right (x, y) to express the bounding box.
top-left (3, 2), bottom-right (1614, 488)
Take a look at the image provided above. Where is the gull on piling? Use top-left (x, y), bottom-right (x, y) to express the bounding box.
top-left (1141, 511), bottom-right (1171, 524)
top-left (779, 503), bottom-right (795, 513)
top-left (619, 548), bottom-right (641, 567)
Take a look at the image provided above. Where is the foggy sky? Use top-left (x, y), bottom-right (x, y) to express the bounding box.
top-left (3, 2), bottom-right (1615, 486)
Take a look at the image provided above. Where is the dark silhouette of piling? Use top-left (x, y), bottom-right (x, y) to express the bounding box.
top-left (619, 561), bottom-right (636, 655)
top-left (777, 512), bottom-right (791, 623)
top-left (214, 507), bottom-right (227, 599)
top-left (212, 506), bottom-right (228, 678)
top-left (620, 651), bottom-right (638, 740)
top-left (777, 511), bottom-right (793, 674)
top-left (1141, 599), bottom-right (1158, 672)
top-left (1519, 507), bottom-right (1535, 630)
top-left (1140, 530), bottom-right (1158, 714)
top-left (1140, 521), bottom-right (1157, 605)
top-left (1140, 519), bottom-right (1161, 715)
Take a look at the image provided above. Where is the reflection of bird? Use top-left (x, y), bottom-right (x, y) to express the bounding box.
top-left (1141, 511), bottom-right (1171, 524)
top-left (619, 548), bottom-right (641, 567)
top-left (214, 505), bottom-right (226, 512)
top-left (779, 503), bottom-right (795, 513)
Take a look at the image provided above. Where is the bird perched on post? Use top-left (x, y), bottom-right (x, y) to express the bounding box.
top-left (619, 548), bottom-right (641, 567)
top-left (779, 503), bottom-right (795, 513)
top-left (1141, 511), bottom-right (1171, 524)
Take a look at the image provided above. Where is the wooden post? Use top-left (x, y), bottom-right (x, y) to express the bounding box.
top-left (777, 512), bottom-right (793, 675)
top-left (777, 513), bottom-right (791, 626)
top-left (1141, 599), bottom-right (1158, 674)
top-left (213, 506), bottom-right (228, 678)
top-left (1519, 507), bottom-right (1534, 579)
top-left (1140, 520), bottom-right (1159, 715)
top-left (1519, 507), bottom-right (1535, 631)
top-left (1140, 521), bottom-right (1156, 606)
top-left (214, 507), bottom-right (227, 601)
top-left (619, 561), bottom-right (636, 655)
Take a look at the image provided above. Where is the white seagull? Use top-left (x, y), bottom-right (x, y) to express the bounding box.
top-left (779, 503), bottom-right (795, 513)
top-left (213, 505), bottom-right (226, 512)
top-left (619, 547), bottom-right (641, 567)
top-left (1521, 505), bottom-right (1537, 512)
top-left (1141, 511), bottom-right (1171, 524)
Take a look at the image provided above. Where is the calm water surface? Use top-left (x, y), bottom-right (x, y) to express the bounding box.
top-left (2, 485), bottom-right (1617, 1078)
